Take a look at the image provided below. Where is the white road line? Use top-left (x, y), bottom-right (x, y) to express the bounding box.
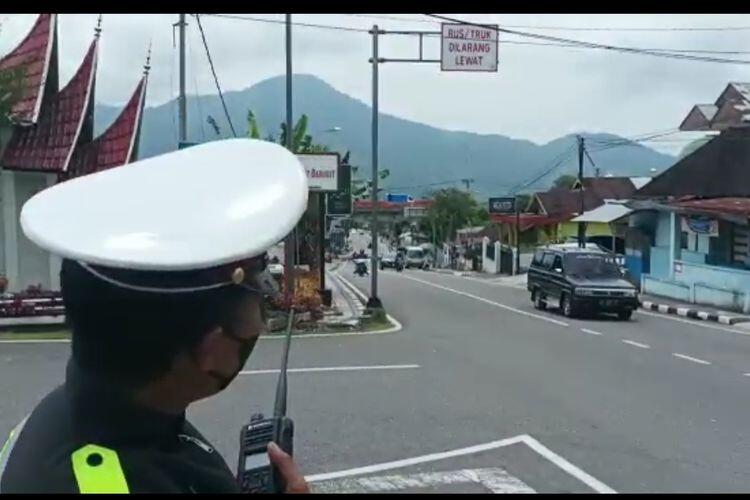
top-left (672, 353), bottom-right (711, 365)
top-left (306, 435), bottom-right (526, 482)
top-left (580, 328), bottom-right (603, 336)
top-left (743, 373), bottom-right (750, 377)
top-left (312, 468), bottom-right (535, 494)
top-left (396, 274), bottom-right (569, 327)
top-left (307, 433), bottom-right (615, 493)
top-left (621, 339), bottom-right (650, 349)
top-left (239, 364), bottom-right (420, 376)
top-left (518, 435), bottom-right (616, 494)
top-left (636, 309), bottom-right (750, 336)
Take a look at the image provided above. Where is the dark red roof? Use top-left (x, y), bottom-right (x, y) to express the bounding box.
top-left (669, 197), bottom-right (750, 217)
top-left (534, 187), bottom-right (604, 217)
top-left (0, 14), bottom-right (57, 124)
top-left (1, 37), bottom-right (97, 172)
top-left (68, 75), bottom-right (147, 178)
top-left (579, 177), bottom-right (637, 200)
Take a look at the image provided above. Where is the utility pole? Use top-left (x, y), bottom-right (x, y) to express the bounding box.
top-left (177, 14), bottom-right (187, 143)
top-left (283, 14), bottom-right (296, 302)
top-left (577, 135), bottom-right (586, 248)
top-left (367, 25), bottom-right (383, 309)
top-left (514, 196), bottom-right (520, 275)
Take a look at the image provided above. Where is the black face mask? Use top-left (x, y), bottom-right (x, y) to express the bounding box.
top-left (207, 333), bottom-right (257, 391)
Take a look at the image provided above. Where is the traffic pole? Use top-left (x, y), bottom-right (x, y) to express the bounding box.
top-left (367, 25), bottom-right (383, 309)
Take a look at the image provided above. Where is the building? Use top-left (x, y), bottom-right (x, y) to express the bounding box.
top-left (488, 177), bottom-right (645, 249)
top-left (628, 124), bottom-right (750, 312)
top-left (0, 14), bottom-right (149, 295)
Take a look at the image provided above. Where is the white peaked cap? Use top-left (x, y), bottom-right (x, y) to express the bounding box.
top-left (19, 139), bottom-right (309, 295)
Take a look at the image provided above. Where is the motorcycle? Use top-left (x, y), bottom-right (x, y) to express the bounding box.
top-left (395, 256), bottom-right (404, 272)
top-left (354, 260), bottom-right (369, 277)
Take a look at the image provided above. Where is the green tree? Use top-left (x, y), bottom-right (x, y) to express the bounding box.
top-left (418, 188), bottom-right (486, 244)
top-left (350, 165), bottom-right (390, 200)
top-left (552, 174), bottom-right (577, 189)
top-left (246, 109), bottom-right (329, 154)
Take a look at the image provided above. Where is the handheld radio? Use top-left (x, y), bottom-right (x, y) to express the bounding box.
top-left (237, 310), bottom-right (295, 493)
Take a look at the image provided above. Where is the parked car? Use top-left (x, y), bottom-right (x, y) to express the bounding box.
top-left (404, 246), bottom-right (429, 269)
top-left (527, 244), bottom-right (638, 320)
top-left (379, 251), bottom-right (402, 270)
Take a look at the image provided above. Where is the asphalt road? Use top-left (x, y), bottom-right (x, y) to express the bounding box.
top-left (2, 262), bottom-right (750, 492)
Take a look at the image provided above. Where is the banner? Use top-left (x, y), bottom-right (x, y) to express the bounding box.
top-left (681, 215), bottom-right (718, 237)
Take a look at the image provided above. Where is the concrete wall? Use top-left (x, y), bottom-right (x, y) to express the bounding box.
top-left (481, 237), bottom-right (501, 274)
top-left (649, 246), bottom-right (671, 279)
top-left (1, 171), bottom-right (55, 293)
top-left (14, 172), bottom-right (52, 291)
top-left (642, 211), bottom-right (750, 312)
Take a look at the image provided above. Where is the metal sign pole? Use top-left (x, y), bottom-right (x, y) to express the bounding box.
top-left (367, 25), bottom-right (383, 309)
top-left (362, 24), bottom-right (499, 307)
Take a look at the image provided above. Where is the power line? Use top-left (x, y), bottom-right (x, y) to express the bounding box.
top-left (510, 144), bottom-right (577, 193)
top-left (424, 14), bottom-right (750, 65)
top-left (344, 13), bottom-right (750, 33)
top-left (194, 14), bottom-right (237, 138)
top-left (187, 28), bottom-right (207, 141)
top-left (202, 14), bottom-right (750, 56)
top-left (203, 13), bottom-right (368, 33)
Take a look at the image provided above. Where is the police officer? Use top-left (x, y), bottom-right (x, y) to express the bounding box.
top-left (0, 139), bottom-right (311, 493)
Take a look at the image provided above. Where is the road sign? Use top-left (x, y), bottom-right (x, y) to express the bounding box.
top-left (386, 193), bottom-right (412, 203)
top-left (297, 153), bottom-right (340, 192)
top-left (327, 163), bottom-right (352, 215)
top-left (441, 23), bottom-right (498, 72)
top-left (489, 197), bottom-right (516, 214)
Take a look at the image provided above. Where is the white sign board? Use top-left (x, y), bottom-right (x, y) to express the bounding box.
top-left (441, 23), bottom-right (498, 72)
top-left (297, 153), bottom-right (339, 192)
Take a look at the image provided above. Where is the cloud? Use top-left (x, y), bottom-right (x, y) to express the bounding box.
top-left (2, 13), bottom-right (748, 155)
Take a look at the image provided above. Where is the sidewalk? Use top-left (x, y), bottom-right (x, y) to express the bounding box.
top-left (319, 263), bottom-right (364, 328)
top-left (639, 293), bottom-right (750, 325)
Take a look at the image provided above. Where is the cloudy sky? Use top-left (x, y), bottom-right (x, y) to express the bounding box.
top-left (1, 13), bottom-right (748, 154)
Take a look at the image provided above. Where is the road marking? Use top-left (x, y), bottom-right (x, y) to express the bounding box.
top-left (306, 434), bottom-right (615, 493)
top-left (312, 467), bottom-right (535, 494)
top-left (621, 339), bottom-right (650, 349)
top-left (239, 364), bottom-right (420, 376)
top-left (306, 435), bottom-right (526, 482)
top-left (580, 328), bottom-right (603, 336)
top-left (672, 353), bottom-right (711, 365)
top-left (637, 309), bottom-right (750, 336)
top-left (395, 274), bottom-right (569, 327)
top-left (519, 435), bottom-right (616, 494)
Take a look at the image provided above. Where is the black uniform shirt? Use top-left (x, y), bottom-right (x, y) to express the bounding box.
top-left (0, 360), bottom-right (241, 493)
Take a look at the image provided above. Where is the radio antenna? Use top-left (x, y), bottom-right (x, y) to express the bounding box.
top-left (273, 309), bottom-right (294, 418)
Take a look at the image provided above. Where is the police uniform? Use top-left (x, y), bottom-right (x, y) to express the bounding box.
top-left (0, 139), bottom-right (309, 493)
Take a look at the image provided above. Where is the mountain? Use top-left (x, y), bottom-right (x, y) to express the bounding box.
top-left (94, 74), bottom-right (676, 198)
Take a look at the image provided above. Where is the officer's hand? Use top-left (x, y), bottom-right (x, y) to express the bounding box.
top-left (267, 442), bottom-right (310, 493)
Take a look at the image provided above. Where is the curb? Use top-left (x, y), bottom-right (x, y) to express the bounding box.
top-left (639, 300), bottom-right (750, 325)
top-left (333, 271), bottom-right (403, 335)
